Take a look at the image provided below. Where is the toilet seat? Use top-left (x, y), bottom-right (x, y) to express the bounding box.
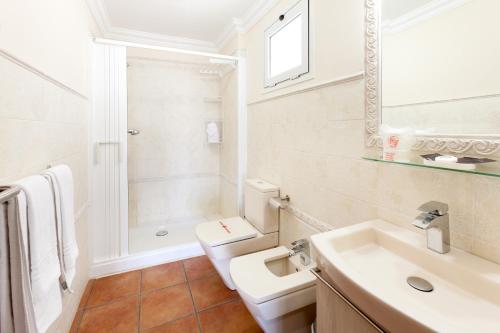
top-left (230, 246), bottom-right (316, 304)
top-left (196, 217), bottom-right (258, 246)
top-left (195, 217), bottom-right (279, 290)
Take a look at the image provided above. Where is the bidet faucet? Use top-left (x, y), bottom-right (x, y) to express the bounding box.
top-left (412, 201), bottom-right (450, 254)
top-left (290, 239), bottom-right (311, 266)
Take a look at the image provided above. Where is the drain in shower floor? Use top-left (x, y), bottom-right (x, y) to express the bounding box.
top-left (156, 230), bottom-right (168, 237)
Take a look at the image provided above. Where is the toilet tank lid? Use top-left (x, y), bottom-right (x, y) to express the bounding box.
top-left (245, 179), bottom-right (279, 193)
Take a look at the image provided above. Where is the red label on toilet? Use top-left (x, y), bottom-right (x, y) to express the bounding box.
top-left (219, 221), bottom-right (231, 234)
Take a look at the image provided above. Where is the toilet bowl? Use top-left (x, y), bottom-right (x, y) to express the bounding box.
top-left (195, 179), bottom-right (280, 290)
top-left (230, 246), bottom-right (316, 333)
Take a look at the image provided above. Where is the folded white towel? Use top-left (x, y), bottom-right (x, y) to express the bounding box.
top-left (206, 122), bottom-right (221, 143)
top-left (15, 176), bottom-right (62, 333)
top-left (14, 193), bottom-right (39, 333)
top-left (0, 203), bottom-right (15, 333)
top-left (43, 165), bottom-right (79, 292)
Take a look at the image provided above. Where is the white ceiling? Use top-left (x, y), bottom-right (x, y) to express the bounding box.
top-left (89, 0), bottom-right (276, 51)
top-left (103, 0), bottom-right (255, 41)
top-left (382, 0), bottom-right (435, 21)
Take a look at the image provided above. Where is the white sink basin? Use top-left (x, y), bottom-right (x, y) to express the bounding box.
top-left (311, 220), bottom-right (500, 333)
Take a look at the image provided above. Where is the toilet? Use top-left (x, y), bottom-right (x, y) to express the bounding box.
top-left (195, 179), bottom-right (280, 290)
top-left (230, 246), bottom-right (316, 333)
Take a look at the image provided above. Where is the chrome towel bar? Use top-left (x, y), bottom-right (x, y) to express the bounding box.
top-left (310, 268), bottom-right (384, 333)
top-left (0, 186), bottom-right (21, 204)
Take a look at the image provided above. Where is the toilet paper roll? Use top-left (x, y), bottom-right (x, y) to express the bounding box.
top-left (269, 197), bottom-right (287, 209)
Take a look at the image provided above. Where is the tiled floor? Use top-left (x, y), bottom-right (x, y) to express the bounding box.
top-left (71, 256), bottom-right (263, 333)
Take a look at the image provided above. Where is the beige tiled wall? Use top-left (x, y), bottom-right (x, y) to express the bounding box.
top-left (244, 0), bottom-right (500, 265)
top-left (0, 0), bottom-right (94, 331)
top-left (248, 75), bottom-right (500, 265)
top-left (0, 56), bottom-right (90, 333)
top-left (377, 166), bottom-right (500, 263)
top-left (127, 59), bottom-right (222, 225)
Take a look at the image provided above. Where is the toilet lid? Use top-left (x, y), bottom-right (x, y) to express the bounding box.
top-left (196, 217), bottom-right (258, 247)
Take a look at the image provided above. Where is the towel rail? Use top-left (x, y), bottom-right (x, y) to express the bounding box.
top-left (0, 186), bottom-right (21, 204)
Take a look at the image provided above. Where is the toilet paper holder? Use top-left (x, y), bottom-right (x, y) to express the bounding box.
top-left (269, 195), bottom-right (290, 209)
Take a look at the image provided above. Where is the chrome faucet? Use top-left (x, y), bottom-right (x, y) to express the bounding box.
top-left (412, 201), bottom-right (450, 254)
top-left (290, 239), bottom-right (311, 266)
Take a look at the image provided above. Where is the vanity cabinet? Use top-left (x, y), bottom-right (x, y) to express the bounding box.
top-left (315, 270), bottom-right (384, 333)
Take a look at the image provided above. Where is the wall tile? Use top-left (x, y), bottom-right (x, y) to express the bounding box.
top-left (0, 55), bottom-right (90, 333)
top-left (248, 78), bottom-right (500, 265)
top-left (128, 58), bottom-right (232, 225)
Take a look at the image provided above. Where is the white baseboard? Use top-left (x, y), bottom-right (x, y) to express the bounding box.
top-left (90, 242), bottom-right (204, 278)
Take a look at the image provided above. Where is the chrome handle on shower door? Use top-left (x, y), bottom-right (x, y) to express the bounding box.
top-left (94, 141), bottom-right (121, 164)
top-left (128, 129), bottom-right (140, 136)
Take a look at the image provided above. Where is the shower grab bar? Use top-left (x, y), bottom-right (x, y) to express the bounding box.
top-left (0, 186), bottom-right (21, 204)
top-left (94, 141), bottom-right (121, 164)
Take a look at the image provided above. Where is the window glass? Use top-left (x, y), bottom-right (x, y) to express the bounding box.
top-left (269, 14), bottom-right (303, 78)
top-left (264, 0), bottom-right (309, 87)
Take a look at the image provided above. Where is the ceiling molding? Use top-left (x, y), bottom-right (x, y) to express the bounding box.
top-left (86, 0), bottom-right (281, 52)
top-left (382, 0), bottom-right (471, 34)
top-left (215, 18), bottom-right (244, 51)
top-left (85, 0), bottom-right (218, 52)
top-left (85, 0), bottom-right (112, 35)
top-left (104, 26), bottom-right (219, 52)
top-left (215, 0), bottom-right (281, 50)
top-left (240, 0), bottom-right (281, 32)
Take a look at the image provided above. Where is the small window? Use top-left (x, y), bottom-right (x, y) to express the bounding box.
top-left (265, 0), bottom-right (309, 88)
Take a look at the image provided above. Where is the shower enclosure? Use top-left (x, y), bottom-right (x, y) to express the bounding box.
top-left (90, 41), bottom-right (244, 273)
top-left (127, 48), bottom-right (239, 253)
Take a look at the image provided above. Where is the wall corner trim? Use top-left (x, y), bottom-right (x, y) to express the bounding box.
top-left (0, 49), bottom-right (88, 100)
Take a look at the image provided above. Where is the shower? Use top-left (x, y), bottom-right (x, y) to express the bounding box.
top-left (90, 40), bottom-right (245, 274)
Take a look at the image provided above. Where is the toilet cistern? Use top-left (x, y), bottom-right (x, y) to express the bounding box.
top-left (289, 239), bottom-right (311, 266)
top-left (412, 201), bottom-right (450, 254)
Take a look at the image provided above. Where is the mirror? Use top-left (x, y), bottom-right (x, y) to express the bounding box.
top-left (380, 0), bottom-right (500, 136)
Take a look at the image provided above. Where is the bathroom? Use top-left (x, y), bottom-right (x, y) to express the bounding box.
top-left (0, 0), bottom-right (499, 332)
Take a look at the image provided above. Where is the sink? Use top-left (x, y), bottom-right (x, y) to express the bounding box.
top-left (311, 220), bottom-right (500, 333)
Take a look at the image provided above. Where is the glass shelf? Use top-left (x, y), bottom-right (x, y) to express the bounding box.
top-left (363, 152), bottom-right (500, 178)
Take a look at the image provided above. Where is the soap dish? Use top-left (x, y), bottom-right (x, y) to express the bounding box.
top-left (421, 153), bottom-right (496, 171)
top-left (423, 159), bottom-right (476, 170)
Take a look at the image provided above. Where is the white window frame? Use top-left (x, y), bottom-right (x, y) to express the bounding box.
top-left (264, 0), bottom-right (309, 88)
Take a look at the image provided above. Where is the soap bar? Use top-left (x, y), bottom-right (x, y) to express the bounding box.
top-left (435, 155), bottom-right (458, 163)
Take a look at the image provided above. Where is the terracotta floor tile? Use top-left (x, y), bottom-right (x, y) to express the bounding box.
top-left (87, 271), bottom-right (141, 307)
top-left (143, 315), bottom-right (200, 333)
top-left (69, 310), bottom-right (83, 333)
top-left (79, 279), bottom-right (95, 310)
top-left (78, 296), bottom-right (138, 333)
top-left (140, 283), bottom-right (194, 330)
top-left (189, 273), bottom-right (238, 310)
top-left (142, 261), bottom-right (185, 292)
top-left (199, 299), bottom-right (262, 333)
top-left (183, 256), bottom-right (216, 281)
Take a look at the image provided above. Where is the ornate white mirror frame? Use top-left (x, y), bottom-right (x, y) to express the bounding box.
top-left (364, 0), bottom-right (500, 156)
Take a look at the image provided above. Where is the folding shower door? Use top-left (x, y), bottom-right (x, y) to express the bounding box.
top-left (90, 43), bottom-right (129, 268)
